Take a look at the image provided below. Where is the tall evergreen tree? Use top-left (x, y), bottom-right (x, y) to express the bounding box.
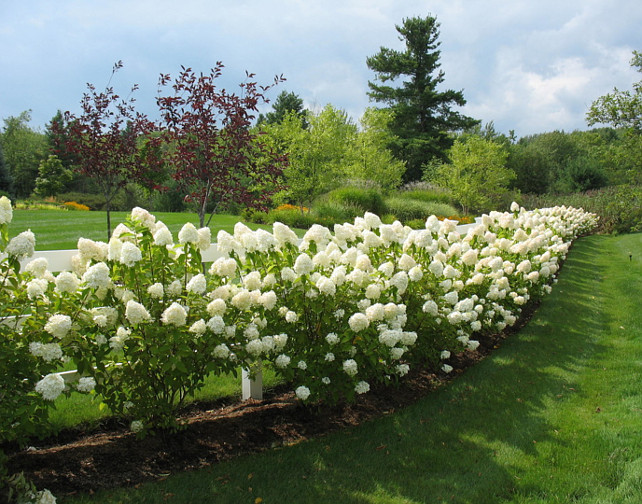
top-left (367, 15), bottom-right (478, 181)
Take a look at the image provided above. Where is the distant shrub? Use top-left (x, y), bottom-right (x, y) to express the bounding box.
top-left (266, 208), bottom-right (319, 229)
top-left (63, 201), bottom-right (90, 211)
top-left (275, 203), bottom-right (310, 213)
top-left (384, 197), bottom-right (459, 222)
top-left (398, 188), bottom-right (452, 205)
top-left (314, 200), bottom-right (365, 224)
top-left (324, 187), bottom-right (386, 216)
top-left (241, 208), bottom-right (269, 224)
top-left (56, 192), bottom-right (107, 211)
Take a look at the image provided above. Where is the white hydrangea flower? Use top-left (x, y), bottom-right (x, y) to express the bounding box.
top-left (365, 303), bottom-right (385, 322)
top-left (189, 319), bottom-right (207, 335)
top-left (6, 230), bottom-right (36, 259)
top-left (355, 381), bottom-right (370, 394)
top-left (231, 290), bottom-right (252, 310)
top-left (213, 343), bottom-right (230, 359)
top-left (442, 364), bottom-right (453, 374)
top-left (130, 420), bottom-right (144, 433)
top-left (197, 226), bottom-right (212, 250)
top-left (316, 276), bottom-right (336, 296)
top-left (178, 222), bottom-right (200, 244)
top-left (27, 278), bottom-right (48, 299)
top-left (322, 377), bottom-right (331, 385)
top-left (378, 261), bottom-right (395, 277)
top-left (119, 242), bottom-right (142, 267)
top-left (422, 300), bottom-right (439, 316)
top-left (147, 282), bottom-right (164, 299)
top-left (295, 385), bottom-right (310, 401)
top-left (349, 312), bottom-right (369, 332)
top-left (82, 262), bottom-right (111, 289)
top-left (281, 267), bottom-right (297, 282)
top-left (440, 350), bottom-right (451, 360)
top-left (125, 300), bottom-right (151, 325)
top-left (390, 271), bottom-right (409, 294)
top-left (131, 207), bottom-right (156, 229)
top-left (78, 237), bottom-right (107, 261)
top-left (0, 195), bottom-right (12, 224)
top-left (35, 373), bottom-right (65, 401)
top-left (285, 310), bottom-right (298, 323)
top-left (55, 271), bottom-right (80, 294)
top-left (297, 360), bottom-right (307, 370)
top-left (243, 271), bottom-right (262, 291)
top-left (246, 339), bottom-right (264, 356)
top-left (326, 333), bottom-right (339, 345)
top-left (167, 279), bottom-right (182, 296)
top-left (45, 314), bottom-right (72, 339)
top-left (76, 376), bottom-right (96, 393)
top-left (365, 283), bottom-right (382, 300)
top-left (343, 359), bottom-right (358, 376)
top-left (153, 226), bottom-right (173, 246)
top-left (408, 266), bottom-right (423, 282)
top-left (186, 273), bottom-right (207, 294)
top-left (258, 290), bottom-right (277, 310)
top-left (29, 342), bottom-right (63, 362)
top-left (396, 364), bottom-right (410, 376)
top-left (207, 298), bottom-right (227, 316)
top-left (324, 352), bottom-right (335, 362)
top-left (25, 257), bottom-right (49, 278)
top-left (207, 316), bottom-right (225, 334)
top-left (273, 222), bottom-right (299, 246)
top-left (355, 254), bottom-right (373, 272)
top-left (161, 302), bottom-right (187, 326)
top-left (398, 254), bottom-right (416, 271)
top-left (275, 354), bottom-right (291, 368)
top-left (294, 253), bottom-right (314, 275)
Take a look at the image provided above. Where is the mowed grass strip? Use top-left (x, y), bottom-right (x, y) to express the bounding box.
top-left (9, 209), bottom-right (275, 251)
top-left (62, 232), bottom-right (642, 503)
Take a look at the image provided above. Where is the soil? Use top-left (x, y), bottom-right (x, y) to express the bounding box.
top-left (4, 305), bottom-right (537, 498)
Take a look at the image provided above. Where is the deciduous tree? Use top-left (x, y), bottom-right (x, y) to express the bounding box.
top-left (587, 50), bottom-right (642, 131)
top-left (155, 63), bottom-right (286, 227)
top-left (56, 62), bottom-right (155, 239)
top-left (436, 135), bottom-right (513, 214)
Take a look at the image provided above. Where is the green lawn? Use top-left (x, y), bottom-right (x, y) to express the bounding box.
top-left (9, 209), bottom-right (275, 250)
top-left (59, 232), bottom-right (642, 503)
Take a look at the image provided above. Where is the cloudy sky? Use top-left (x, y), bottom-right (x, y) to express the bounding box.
top-left (1, 0), bottom-right (640, 138)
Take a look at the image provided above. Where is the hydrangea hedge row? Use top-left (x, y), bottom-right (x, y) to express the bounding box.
top-left (0, 196), bottom-right (598, 437)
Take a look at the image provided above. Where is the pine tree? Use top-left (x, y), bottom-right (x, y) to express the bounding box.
top-left (367, 15), bottom-right (478, 181)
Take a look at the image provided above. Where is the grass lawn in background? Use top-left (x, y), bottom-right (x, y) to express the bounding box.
top-left (59, 232), bottom-right (642, 503)
top-left (9, 210), bottom-right (277, 250)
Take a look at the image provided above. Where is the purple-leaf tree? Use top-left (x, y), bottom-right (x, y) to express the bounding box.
top-left (155, 63), bottom-right (287, 228)
top-left (56, 61), bottom-right (156, 239)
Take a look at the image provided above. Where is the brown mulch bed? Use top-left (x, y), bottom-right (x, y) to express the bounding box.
top-left (4, 304), bottom-right (537, 498)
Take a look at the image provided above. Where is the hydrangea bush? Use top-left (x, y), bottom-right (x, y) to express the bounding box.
top-left (26, 208), bottom-right (293, 432)
top-left (16, 200), bottom-right (597, 435)
top-left (0, 196), bottom-right (63, 445)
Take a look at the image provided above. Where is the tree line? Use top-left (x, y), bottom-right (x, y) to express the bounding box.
top-left (1, 16), bottom-right (640, 223)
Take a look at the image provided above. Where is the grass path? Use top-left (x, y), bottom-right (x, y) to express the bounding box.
top-left (62, 232), bottom-right (642, 503)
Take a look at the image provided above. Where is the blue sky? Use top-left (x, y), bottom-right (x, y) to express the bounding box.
top-left (1, 0), bottom-right (640, 138)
